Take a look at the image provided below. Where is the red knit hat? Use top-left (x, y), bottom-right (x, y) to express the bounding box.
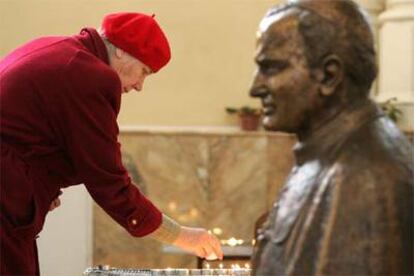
top-left (102, 12), bottom-right (171, 73)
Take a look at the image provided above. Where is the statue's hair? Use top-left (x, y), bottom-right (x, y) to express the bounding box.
top-left (266, 0), bottom-right (377, 95)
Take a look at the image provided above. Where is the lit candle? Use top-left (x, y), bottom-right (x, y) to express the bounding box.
top-left (177, 269), bottom-right (190, 276)
top-left (215, 268), bottom-right (229, 276)
top-left (230, 267), bottom-right (251, 276)
top-left (202, 268), bottom-right (214, 275)
top-left (152, 269), bottom-right (164, 276)
top-left (227, 237), bottom-right (238, 247)
top-left (164, 268), bottom-right (174, 276)
top-left (212, 227), bottom-right (223, 235)
top-left (190, 269), bottom-right (203, 276)
top-left (214, 263), bottom-right (226, 276)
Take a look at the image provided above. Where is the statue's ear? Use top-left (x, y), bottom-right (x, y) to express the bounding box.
top-left (317, 55), bottom-right (343, 97)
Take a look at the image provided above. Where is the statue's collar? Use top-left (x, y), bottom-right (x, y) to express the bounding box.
top-left (293, 100), bottom-right (384, 165)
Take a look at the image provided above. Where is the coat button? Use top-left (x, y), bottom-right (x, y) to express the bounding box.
top-left (131, 219), bottom-right (138, 225)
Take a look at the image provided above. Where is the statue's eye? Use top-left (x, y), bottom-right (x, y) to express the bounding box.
top-left (258, 60), bottom-right (288, 75)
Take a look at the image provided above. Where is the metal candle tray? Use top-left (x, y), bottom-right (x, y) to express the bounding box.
top-left (84, 266), bottom-right (251, 276)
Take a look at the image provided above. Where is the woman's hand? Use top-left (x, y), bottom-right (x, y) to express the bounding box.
top-left (173, 226), bottom-right (223, 260)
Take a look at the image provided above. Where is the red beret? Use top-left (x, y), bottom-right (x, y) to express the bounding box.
top-left (102, 12), bottom-right (171, 73)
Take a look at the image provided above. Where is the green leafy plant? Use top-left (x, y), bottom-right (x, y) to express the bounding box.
top-left (380, 97), bottom-right (403, 123)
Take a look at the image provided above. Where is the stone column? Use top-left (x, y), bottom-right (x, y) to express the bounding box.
top-left (377, 0), bottom-right (414, 129)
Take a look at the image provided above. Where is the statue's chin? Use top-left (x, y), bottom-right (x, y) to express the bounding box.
top-left (263, 121), bottom-right (296, 134)
top-left (262, 117), bottom-right (283, 132)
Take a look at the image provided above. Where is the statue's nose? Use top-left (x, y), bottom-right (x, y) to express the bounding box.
top-left (250, 85), bottom-right (268, 98)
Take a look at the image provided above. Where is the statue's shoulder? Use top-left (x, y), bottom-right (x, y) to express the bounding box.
top-left (337, 116), bottom-right (413, 176)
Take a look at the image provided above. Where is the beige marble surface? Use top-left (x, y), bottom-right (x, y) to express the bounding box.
top-left (93, 129), bottom-right (296, 269)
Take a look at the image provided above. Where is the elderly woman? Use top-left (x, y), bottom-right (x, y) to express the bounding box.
top-left (0, 12), bottom-right (222, 275)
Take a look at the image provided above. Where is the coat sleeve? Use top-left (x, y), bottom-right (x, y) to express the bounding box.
top-left (57, 51), bottom-right (162, 237)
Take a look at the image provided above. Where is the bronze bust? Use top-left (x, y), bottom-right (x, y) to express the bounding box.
top-left (250, 0), bottom-right (413, 275)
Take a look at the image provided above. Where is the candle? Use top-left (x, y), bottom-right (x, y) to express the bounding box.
top-left (214, 268), bottom-right (229, 276)
top-left (164, 268), bottom-right (174, 276)
top-left (230, 268), bottom-right (251, 276)
top-left (152, 269), bottom-right (164, 276)
top-left (201, 268), bottom-right (214, 275)
top-left (175, 269), bottom-right (190, 276)
top-left (190, 269), bottom-right (203, 276)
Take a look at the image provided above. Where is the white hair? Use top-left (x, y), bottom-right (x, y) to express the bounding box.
top-left (98, 28), bottom-right (117, 57)
top-left (98, 28), bottom-right (142, 66)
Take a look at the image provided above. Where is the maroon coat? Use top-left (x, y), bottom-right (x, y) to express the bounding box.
top-left (0, 28), bottom-right (162, 275)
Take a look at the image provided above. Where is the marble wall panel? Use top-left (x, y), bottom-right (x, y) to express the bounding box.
top-left (93, 130), bottom-right (296, 269)
top-left (125, 134), bottom-right (210, 228)
top-left (207, 135), bottom-right (268, 241)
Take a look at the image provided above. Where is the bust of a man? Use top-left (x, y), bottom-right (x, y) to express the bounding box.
top-left (250, 0), bottom-right (413, 275)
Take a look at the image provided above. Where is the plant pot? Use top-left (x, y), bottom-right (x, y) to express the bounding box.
top-left (239, 114), bottom-right (261, 131)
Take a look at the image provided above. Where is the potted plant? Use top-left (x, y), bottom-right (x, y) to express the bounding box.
top-left (379, 97), bottom-right (403, 123)
top-left (225, 105), bottom-right (262, 131)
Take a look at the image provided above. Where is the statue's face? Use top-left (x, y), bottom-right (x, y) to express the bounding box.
top-left (250, 13), bottom-right (320, 133)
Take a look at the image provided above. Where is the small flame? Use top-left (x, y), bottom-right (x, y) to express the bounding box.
top-left (212, 227), bottom-right (223, 235)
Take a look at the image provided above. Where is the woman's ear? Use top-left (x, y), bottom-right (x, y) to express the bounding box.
top-left (318, 55), bottom-right (343, 97)
top-left (114, 48), bottom-right (125, 59)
